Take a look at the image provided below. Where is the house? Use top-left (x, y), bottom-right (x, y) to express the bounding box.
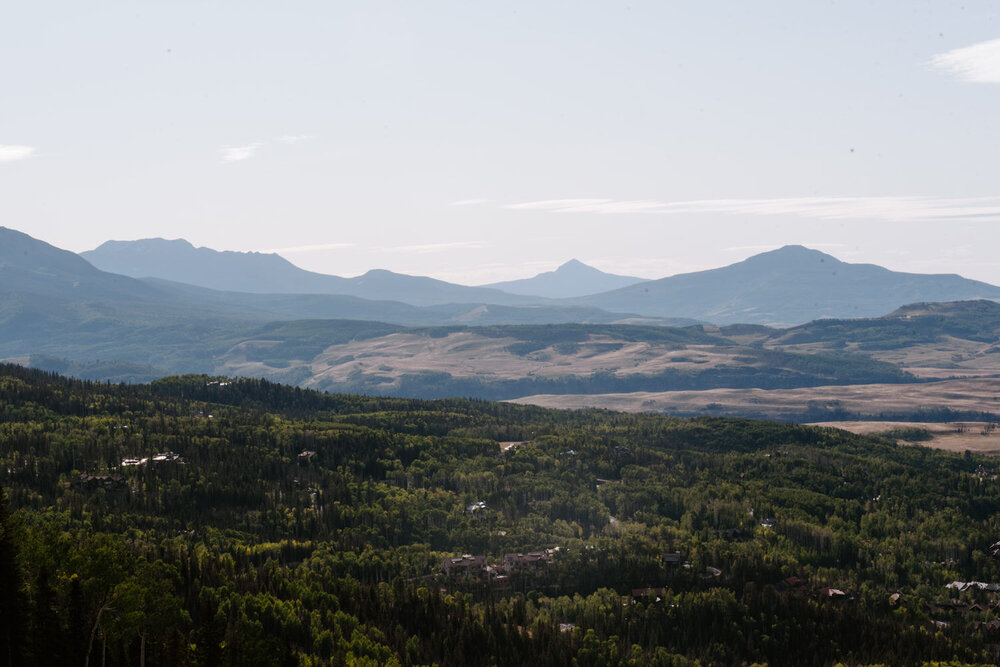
top-left (945, 581), bottom-right (1000, 592)
top-left (974, 620), bottom-right (1000, 633)
top-left (442, 555), bottom-right (487, 578)
top-left (817, 587), bottom-right (849, 600)
top-left (663, 551), bottom-right (683, 565)
top-left (504, 549), bottom-right (556, 574)
top-left (77, 474), bottom-right (126, 491)
top-left (632, 588), bottom-right (667, 602)
top-left (778, 576), bottom-right (808, 593)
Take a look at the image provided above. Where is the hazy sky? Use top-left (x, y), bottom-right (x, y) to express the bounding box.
top-left (3, 1), bottom-right (999, 284)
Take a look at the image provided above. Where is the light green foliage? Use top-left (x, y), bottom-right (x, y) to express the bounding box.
top-left (2, 364), bottom-right (999, 665)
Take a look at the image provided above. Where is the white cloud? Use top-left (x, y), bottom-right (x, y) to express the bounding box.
top-left (450, 198), bottom-right (490, 206)
top-left (266, 242), bottom-right (357, 254)
top-left (275, 134), bottom-right (317, 145)
top-left (384, 241), bottom-right (486, 254)
top-left (506, 198), bottom-right (613, 211)
top-left (931, 38), bottom-right (1000, 83)
top-left (0, 145), bottom-right (36, 162)
top-left (220, 143), bottom-right (262, 162)
top-left (506, 196), bottom-right (1000, 223)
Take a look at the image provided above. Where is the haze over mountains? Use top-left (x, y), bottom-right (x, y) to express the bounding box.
top-left (83, 238), bottom-right (543, 307)
top-left (570, 245), bottom-right (1000, 324)
top-left (81, 236), bottom-right (1000, 326)
top-left (6, 226), bottom-right (1000, 408)
top-left (0, 227), bottom-right (653, 372)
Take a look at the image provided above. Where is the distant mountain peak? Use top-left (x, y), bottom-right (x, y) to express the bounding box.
top-left (94, 237), bottom-right (196, 252)
top-left (482, 259), bottom-right (647, 299)
top-left (573, 245), bottom-right (1000, 325)
top-left (745, 245), bottom-right (843, 265)
top-left (558, 258), bottom-right (589, 270)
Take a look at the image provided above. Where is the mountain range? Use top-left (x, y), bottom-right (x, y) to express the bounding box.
top-left (81, 236), bottom-right (1000, 326)
top-left (571, 245), bottom-right (1000, 324)
top-left (82, 238), bottom-right (543, 306)
top-left (5, 226), bottom-right (1000, 400)
top-left (0, 227), bottom-right (658, 374)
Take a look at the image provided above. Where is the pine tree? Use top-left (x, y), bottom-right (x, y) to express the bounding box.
top-left (0, 485), bottom-right (24, 667)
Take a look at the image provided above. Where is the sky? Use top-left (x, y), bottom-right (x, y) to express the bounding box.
top-left (2, 1), bottom-right (999, 285)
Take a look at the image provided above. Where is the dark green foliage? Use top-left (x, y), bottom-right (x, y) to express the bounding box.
top-left (878, 427), bottom-right (935, 442)
top-left (3, 363), bottom-right (1000, 665)
top-left (0, 486), bottom-right (24, 667)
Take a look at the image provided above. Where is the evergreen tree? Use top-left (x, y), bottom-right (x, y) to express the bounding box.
top-left (0, 486), bottom-right (24, 667)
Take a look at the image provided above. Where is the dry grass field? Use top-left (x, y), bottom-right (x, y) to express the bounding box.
top-left (808, 420), bottom-right (1000, 454)
top-left (510, 377), bottom-right (1000, 422)
top-left (216, 330), bottom-right (855, 393)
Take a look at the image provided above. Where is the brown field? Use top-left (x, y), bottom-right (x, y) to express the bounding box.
top-left (810, 421), bottom-right (1000, 454)
top-left (509, 377), bottom-right (1000, 421)
top-left (217, 331), bottom-right (800, 392)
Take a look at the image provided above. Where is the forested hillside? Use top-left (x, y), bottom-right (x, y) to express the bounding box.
top-left (2, 364), bottom-right (1000, 665)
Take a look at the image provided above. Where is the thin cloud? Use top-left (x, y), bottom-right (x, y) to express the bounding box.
top-left (507, 199), bottom-right (668, 214)
top-left (450, 198), bottom-right (490, 206)
top-left (384, 241), bottom-right (486, 254)
top-left (266, 242), bottom-right (357, 254)
top-left (506, 198), bottom-right (613, 211)
top-left (931, 38), bottom-right (1000, 83)
top-left (506, 196), bottom-right (1000, 223)
top-left (220, 143), bottom-right (262, 162)
top-left (275, 134), bottom-right (317, 145)
top-left (0, 145), bottom-right (36, 162)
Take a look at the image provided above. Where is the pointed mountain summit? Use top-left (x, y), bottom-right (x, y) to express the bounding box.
top-left (82, 238), bottom-right (544, 307)
top-left (482, 259), bottom-right (647, 298)
top-left (571, 245), bottom-right (1000, 325)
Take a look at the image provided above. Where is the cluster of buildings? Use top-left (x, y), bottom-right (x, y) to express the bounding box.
top-left (442, 549), bottom-right (559, 583)
top-left (121, 451), bottom-right (184, 467)
top-left (945, 581), bottom-right (1000, 593)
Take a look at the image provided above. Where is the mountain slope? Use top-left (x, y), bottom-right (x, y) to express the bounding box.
top-left (82, 237), bottom-right (352, 293)
top-left (0, 227), bottom-right (174, 302)
top-left (481, 259), bottom-right (647, 298)
top-left (1, 228), bottom-right (653, 374)
top-left (572, 245), bottom-right (1000, 325)
top-left (83, 237), bottom-right (542, 306)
